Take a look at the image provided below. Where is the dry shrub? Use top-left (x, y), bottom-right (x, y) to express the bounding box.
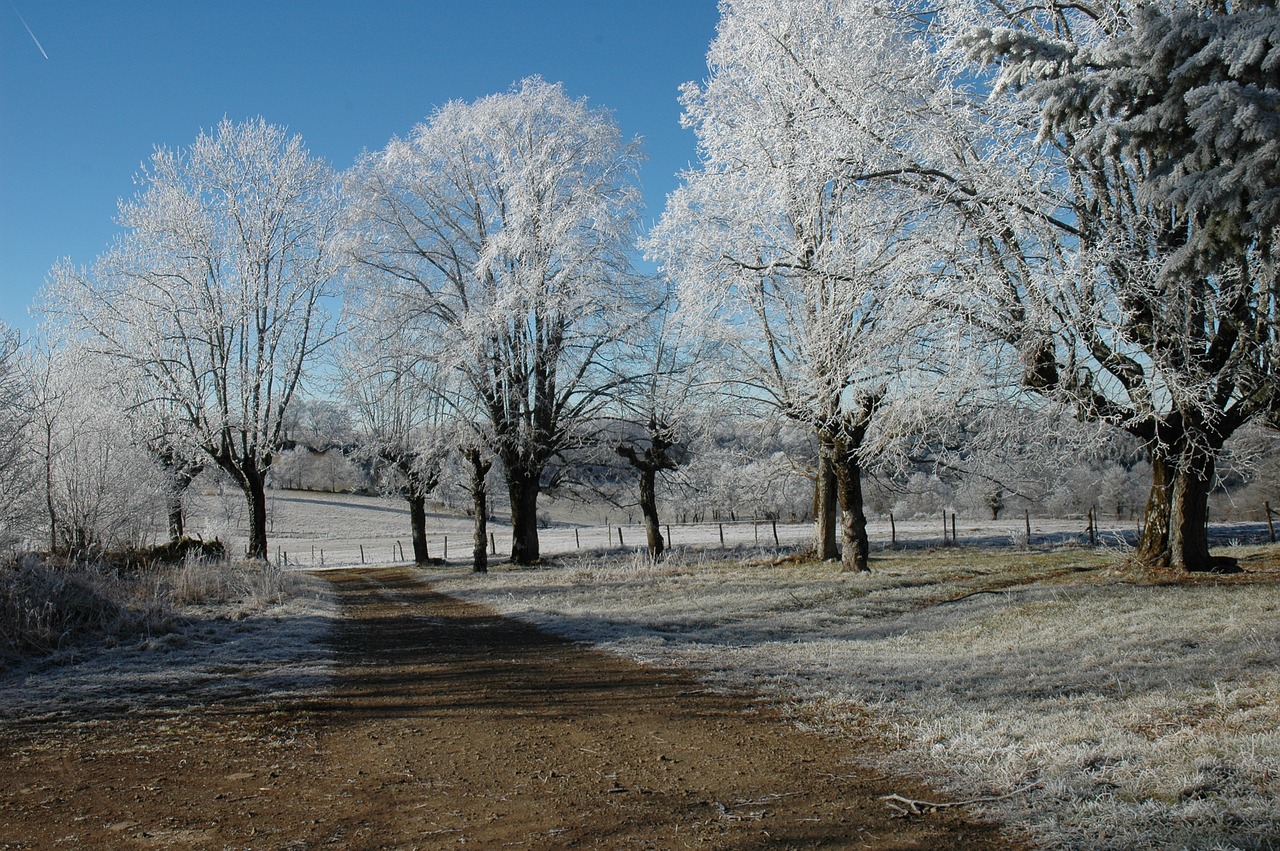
top-left (0, 557), bottom-right (172, 671)
top-left (171, 558), bottom-right (295, 608)
top-left (1, 553), bottom-right (300, 671)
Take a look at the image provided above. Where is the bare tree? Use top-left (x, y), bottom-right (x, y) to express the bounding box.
top-left (21, 341), bottom-right (169, 555)
top-left (613, 296), bottom-right (708, 559)
top-left (336, 309), bottom-right (451, 566)
top-left (346, 78), bottom-right (652, 565)
top-left (0, 326), bottom-right (36, 553)
top-left (45, 118), bottom-right (343, 560)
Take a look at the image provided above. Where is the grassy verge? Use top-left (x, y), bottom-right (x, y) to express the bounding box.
top-left (425, 544), bottom-right (1280, 850)
top-left (0, 555), bottom-right (306, 673)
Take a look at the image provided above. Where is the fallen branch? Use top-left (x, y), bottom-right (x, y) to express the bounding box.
top-left (880, 782), bottom-right (1040, 817)
top-left (734, 791), bottom-right (804, 807)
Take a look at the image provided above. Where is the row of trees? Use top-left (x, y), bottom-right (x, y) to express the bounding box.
top-left (28, 84), bottom-right (670, 569)
top-left (0, 322), bottom-right (1265, 564)
top-left (10, 0), bottom-right (1278, 573)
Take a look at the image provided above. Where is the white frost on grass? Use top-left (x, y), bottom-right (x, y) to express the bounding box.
top-left (0, 570), bottom-right (335, 722)
top-left (424, 547), bottom-right (1280, 850)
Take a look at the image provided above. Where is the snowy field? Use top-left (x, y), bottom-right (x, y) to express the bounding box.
top-left (184, 485), bottom-right (1207, 569)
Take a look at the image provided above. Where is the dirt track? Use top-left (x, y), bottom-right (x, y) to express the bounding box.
top-left (1, 567), bottom-right (1019, 849)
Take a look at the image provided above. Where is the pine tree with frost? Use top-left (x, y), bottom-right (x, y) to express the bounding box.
top-left (959, 0), bottom-right (1280, 571)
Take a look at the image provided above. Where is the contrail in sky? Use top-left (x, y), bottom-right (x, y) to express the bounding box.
top-left (10, 1), bottom-right (49, 60)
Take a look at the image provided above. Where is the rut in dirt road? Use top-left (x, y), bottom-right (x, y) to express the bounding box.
top-left (308, 567), bottom-right (1020, 849)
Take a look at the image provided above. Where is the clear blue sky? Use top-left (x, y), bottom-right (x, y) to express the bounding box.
top-left (0, 1), bottom-right (720, 330)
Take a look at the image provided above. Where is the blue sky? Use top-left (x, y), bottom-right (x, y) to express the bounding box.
top-left (0, 1), bottom-right (720, 330)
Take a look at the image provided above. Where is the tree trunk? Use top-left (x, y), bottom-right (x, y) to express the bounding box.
top-left (407, 488), bottom-right (430, 565)
top-left (1169, 454), bottom-right (1217, 572)
top-left (466, 448), bottom-right (491, 573)
top-left (165, 461), bottom-right (201, 543)
top-left (43, 423), bottom-right (57, 554)
top-left (1136, 451), bottom-right (1173, 566)
top-left (243, 465), bottom-right (269, 561)
top-left (831, 445), bottom-right (869, 572)
top-left (1136, 444), bottom-right (1223, 572)
top-left (813, 443), bottom-right (839, 561)
top-left (639, 466), bottom-right (664, 559)
top-left (167, 496), bottom-right (186, 542)
top-left (616, 435), bottom-right (678, 561)
top-left (508, 472), bottom-right (540, 565)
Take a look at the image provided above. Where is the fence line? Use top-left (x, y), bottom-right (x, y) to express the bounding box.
top-left (274, 513), bottom-right (1275, 570)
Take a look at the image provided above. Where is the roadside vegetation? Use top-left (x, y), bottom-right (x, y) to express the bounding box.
top-left (0, 553), bottom-right (312, 674)
top-left (426, 544), bottom-right (1280, 850)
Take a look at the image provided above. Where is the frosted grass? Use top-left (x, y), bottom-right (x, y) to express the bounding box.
top-left (0, 568), bottom-right (335, 722)
top-left (425, 547), bottom-right (1280, 850)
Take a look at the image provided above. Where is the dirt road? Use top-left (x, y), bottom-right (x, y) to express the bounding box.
top-left (1, 567), bottom-right (1018, 849)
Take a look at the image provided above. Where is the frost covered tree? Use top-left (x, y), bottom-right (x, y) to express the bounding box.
top-left (648, 0), bottom-right (956, 571)
top-left (954, 0), bottom-right (1280, 570)
top-left (336, 305), bottom-right (451, 566)
top-left (715, 0), bottom-right (1279, 571)
top-left (46, 118), bottom-right (344, 560)
top-left (22, 342), bottom-right (170, 554)
top-left (101, 362), bottom-right (209, 543)
top-left (613, 297), bottom-right (712, 559)
top-left (346, 78), bottom-right (649, 565)
top-left (0, 326), bottom-right (35, 552)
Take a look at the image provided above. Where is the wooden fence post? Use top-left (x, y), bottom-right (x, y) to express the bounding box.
top-left (359, 544), bottom-right (365, 564)
top-left (444, 536), bottom-right (448, 560)
top-left (951, 513), bottom-right (958, 548)
top-left (889, 513), bottom-right (896, 548)
top-left (1024, 509), bottom-right (1032, 547)
top-left (772, 519), bottom-right (779, 547)
top-left (1266, 501), bottom-right (1276, 544)
top-left (719, 523), bottom-right (725, 546)
top-left (618, 527), bottom-right (625, 548)
top-left (575, 528), bottom-right (580, 549)
top-left (490, 532), bottom-right (496, 555)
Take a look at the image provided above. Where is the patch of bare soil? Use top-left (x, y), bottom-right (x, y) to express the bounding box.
top-left (1, 567), bottom-right (1021, 849)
